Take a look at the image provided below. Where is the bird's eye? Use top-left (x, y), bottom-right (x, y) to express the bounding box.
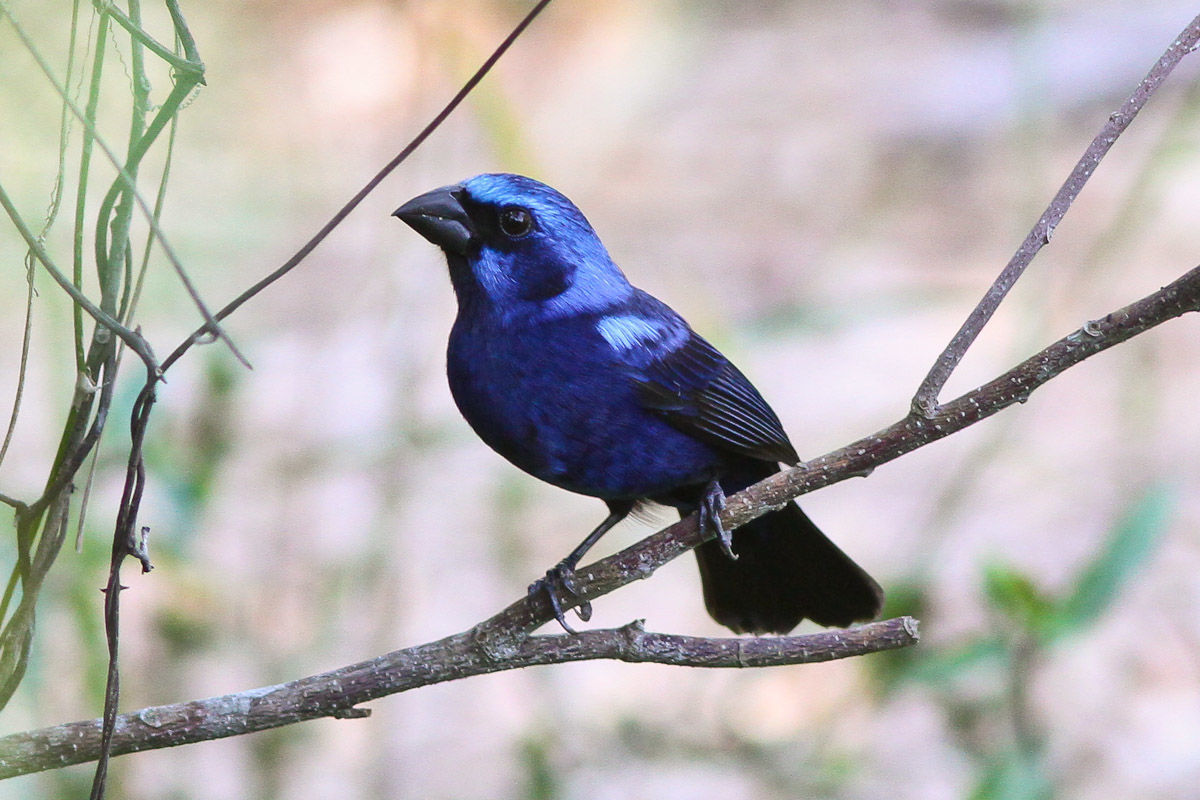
top-left (498, 206), bottom-right (535, 239)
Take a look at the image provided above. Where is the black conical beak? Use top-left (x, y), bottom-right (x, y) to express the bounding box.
top-left (393, 185), bottom-right (474, 256)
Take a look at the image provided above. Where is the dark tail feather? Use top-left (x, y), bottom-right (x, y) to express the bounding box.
top-left (694, 502), bottom-right (883, 634)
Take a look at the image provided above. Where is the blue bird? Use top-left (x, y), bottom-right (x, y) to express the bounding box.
top-left (393, 174), bottom-right (883, 634)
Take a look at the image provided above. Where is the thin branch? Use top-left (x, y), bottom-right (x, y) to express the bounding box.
top-left (0, 494), bottom-right (26, 512)
top-left (157, 0), bottom-right (555, 374)
top-left (0, 0), bottom-right (83, 473)
top-left (0, 261), bottom-right (35, 471)
top-left (0, 617), bottom-right (918, 779)
top-left (911, 13), bottom-right (1200, 415)
top-left (0, 181), bottom-right (156, 371)
top-left (163, 0), bottom-right (201, 68)
top-left (98, 0), bottom-right (204, 78)
top-left (72, 1), bottom-right (109, 371)
top-left (89, 2), bottom-right (149, 794)
top-left (94, 78), bottom-right (238, 357)
top-left (90, 374), bottom-right (155, 797)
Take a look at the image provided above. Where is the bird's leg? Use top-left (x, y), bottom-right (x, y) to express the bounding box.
top-left (529, 501), bottom-right (633, 633)
top-left (700, 479), bottom-right (736, 560)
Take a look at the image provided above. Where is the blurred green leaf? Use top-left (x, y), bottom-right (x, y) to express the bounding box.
top-left (868, 580), bottom-right (1013, 689)
top-left (865, 580), bottom-right (930, 690)
top-left (1046, 483), bottom-right (1174, 640)
top-left (871, 485), bottom-right (1174, 694)
top-left (970, 749), bottom-right (1052, 800)
top-left (903, 636), bottom-right (1010, 685)
top-left (983, 563), bottom-right (1055, 632)
top-left (519, 735), bottom-right (560, 800)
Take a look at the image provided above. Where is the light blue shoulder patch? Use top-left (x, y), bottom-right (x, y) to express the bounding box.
top-left (597, 315), bottom-right (675, 351)
top-left (597, 315), bottom-right (660, 350)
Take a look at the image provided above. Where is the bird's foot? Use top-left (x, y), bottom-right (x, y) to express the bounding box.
top-left (528, 561), bottom-right (592, 634)
top-left (700, 479), bottom-right (736, 560)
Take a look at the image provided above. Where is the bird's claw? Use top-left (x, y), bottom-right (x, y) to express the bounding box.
top-left (701, 479), bottom-right (736, 560)
top-left (529, 561), bottom-right (592, 633)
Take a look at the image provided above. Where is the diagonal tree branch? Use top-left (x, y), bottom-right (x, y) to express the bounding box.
top-left (911, 12), bottom-right (1200, 415)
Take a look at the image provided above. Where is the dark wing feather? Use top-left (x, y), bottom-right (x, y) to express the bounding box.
top-left (635, 330), bottom-right (800, 465)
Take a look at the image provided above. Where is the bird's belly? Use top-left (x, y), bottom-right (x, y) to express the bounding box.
top-left (532, 405), bottom-right (720, 499)
top-left (448, 352), bottom-right (719, 500)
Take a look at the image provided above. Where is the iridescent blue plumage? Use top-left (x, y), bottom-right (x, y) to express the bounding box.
top-left (394, 173), bottom-right (883, 633)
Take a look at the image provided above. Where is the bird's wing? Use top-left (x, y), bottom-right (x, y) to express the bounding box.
top-left (636, 331), bottom-right (800, 465)
top-left (599, 293), bottom-right (799, 465)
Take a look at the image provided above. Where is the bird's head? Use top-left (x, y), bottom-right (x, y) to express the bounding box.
top-left (394, 174), bottom-right (632, 320)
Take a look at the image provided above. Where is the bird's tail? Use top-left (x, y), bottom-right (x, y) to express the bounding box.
top-left (693, 489), bottom-right (883, 634)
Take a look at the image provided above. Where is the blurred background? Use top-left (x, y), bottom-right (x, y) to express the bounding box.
top-left (2, 1), bottom-right (1200, 798)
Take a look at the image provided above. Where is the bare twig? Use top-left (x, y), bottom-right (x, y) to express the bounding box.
top-left (0, 0), bottom-right (82, 473)
top-left (90, 365), bottom-right (156, 800)
top-left (157, 0), bottom-right (556, 374)
top-left (911, 13), bottom-right (1200, 415)
top-left (0, 182), bottom-right (155, 371)
top-left (103, 0), bottom-right (204, 77)
top-left (0, 618), bottom-right (918, 779)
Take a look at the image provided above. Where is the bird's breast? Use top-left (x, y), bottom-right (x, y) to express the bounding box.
top-left (445, 314), bottom-right (720, 500)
